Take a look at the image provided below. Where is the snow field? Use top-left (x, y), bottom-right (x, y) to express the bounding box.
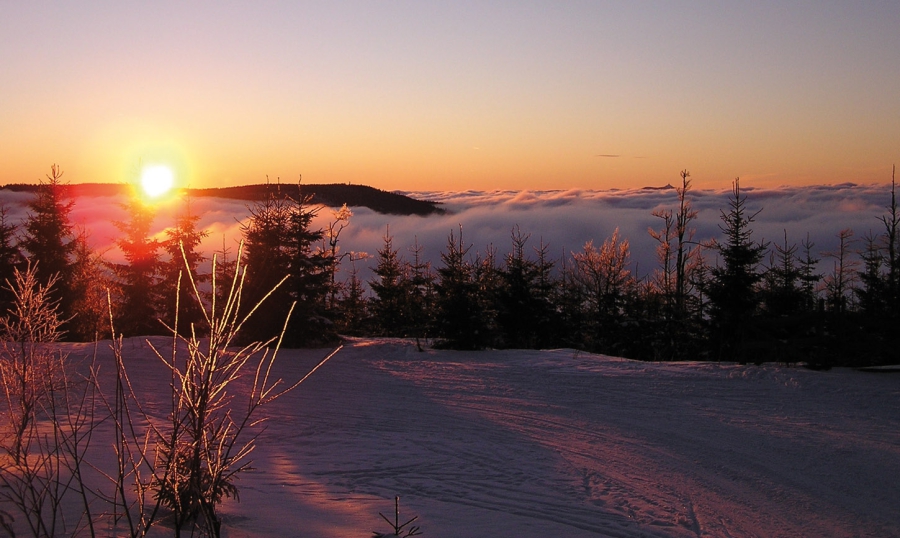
top-left (18, 337), bottom-right (900, 537)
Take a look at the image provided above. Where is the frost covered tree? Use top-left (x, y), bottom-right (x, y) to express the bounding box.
top-left (571, 228), bottom-right (634, 353)
top-left (649, 206), bottom-right (675, 311)
top-left (673, 170), bottom-right (699, 317)
top-left (323, 204), bottom-right (352, 313)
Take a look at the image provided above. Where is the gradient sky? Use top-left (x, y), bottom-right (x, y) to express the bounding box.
top-left (2, 2), bottom-right (898, 191)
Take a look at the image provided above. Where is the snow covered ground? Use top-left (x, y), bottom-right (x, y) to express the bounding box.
top-left (14, 337), bottom-right (900, 537)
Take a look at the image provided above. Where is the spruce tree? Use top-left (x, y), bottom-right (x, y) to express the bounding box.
top-left (761, 231), bottom-right (804, 317)
top-left (284, 189), bottom-right (331, 346)
top-left (496, 227), bottom-right (545, 348)
top-left (878, 165), bottom-right (899, 316)
top-left (0, 204), bottom-right (24, 313)
top-left (240, 183), bottom-right (333, 346)
top-left (708, 178), bottom-right (768, 361)
top-left (212, 236), bottom-right (238, 314)
top-left (798, 234), bottom-right (822, 312)
top-left (20, 165), bottom-right (76, 321)
top-left (556, 254), bottom-right (588, 349)
top-left (369, 229), bottom-right (411, 335)
top-left (532, 238), bottom-right (558, 347)
top-left (161, 197), bottom-right (209, 335)
top-left (823, 228), bottom-right (856, 314)
top-left (240, 187), bottom-right (293, 343)
top-left (112, 197), bottom-right (163, 336)
top-left (434, 227), bottom-right (484, 349)
top-left (856, 232), bottom-right (886, 315)
top-left (68, 229), bottom-right (110, 341)
top-left (335, 257), bottom-right (370, 336)
top-left (473, 244), bottom-right (501, 347)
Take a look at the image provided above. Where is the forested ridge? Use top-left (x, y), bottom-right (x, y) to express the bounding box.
top-left (0, 181), bottom-right (443, 216)
top-left (2, 165), bottom-right (899, 368)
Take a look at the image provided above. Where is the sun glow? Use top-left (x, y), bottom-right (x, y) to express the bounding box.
top-left (140, 165), bottom-right (175, 198)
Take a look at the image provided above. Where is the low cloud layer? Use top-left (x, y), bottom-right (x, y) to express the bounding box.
top-left (1, 183), bottom-right (894, 287)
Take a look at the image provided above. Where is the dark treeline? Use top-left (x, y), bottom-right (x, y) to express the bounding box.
top-left (1, 181), bottom-right (444, 216)
top-left (3, 165), bottom-right (899, 368)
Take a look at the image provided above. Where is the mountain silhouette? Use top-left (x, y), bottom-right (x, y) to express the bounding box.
top-left (1, 182), bottom-right (444, 216)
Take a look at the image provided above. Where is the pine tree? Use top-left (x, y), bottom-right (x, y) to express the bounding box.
top-left (496, 227), bottom-right (545, 348)
top-left (112, 197), bottom-right (163, 336)
top-left (212, 236), bottom-right (239, 314)
top-left (335, 256), bottom-right (370, 336)
top-left (532, 238), bottom-right (558, 347)
top-left (284, 189), bottom-right (331, 346)
top-left (556, 254), bottom-right (588, 349)
top-left (761, 230), bottom-right (804, 317)
top-left (240, 183), bottom-right (333, 346)
top-left (0, 204), bottom-right (24, 313)
top-left (823, 228), bottom-right (856, 314)
top-left (161, 197), bottom-right (209, 335)
top-left (798, 234), bottom-right (822, 312)
top-left (473, 244), bottom-right (501, 347)
top-left (856, 232), bottom-right (886, 315)
top-left (369, 229), bottom-right (411, 335)
top-left (407, 236), bottom-right (435, 341)
top-left (20, 164), bottom-right (76, 321)
top-left (68, 229), bottom-right (110, 341)
top-left (878, 165), bottom-right (899, 316)
top-left (708, 178), bottom-right (768, 361)
top-left (434, 227), bottom-right (485, 349)
top-left (240, 187), bottom-right (293, 344)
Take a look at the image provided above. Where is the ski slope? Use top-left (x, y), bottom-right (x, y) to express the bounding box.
top-left (19, 337), bottom-right (900, 537)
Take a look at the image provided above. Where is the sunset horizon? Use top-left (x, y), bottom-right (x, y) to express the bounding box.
top-left (2, 3), bottom-right (897, 192)
top-left (2, 4), bottom-right (900, 536)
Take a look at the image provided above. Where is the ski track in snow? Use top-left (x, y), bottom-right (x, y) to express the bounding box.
top-left (10, 338), bottom-right (900, 537)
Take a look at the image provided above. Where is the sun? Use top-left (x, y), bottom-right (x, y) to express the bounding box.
top-left (140, 165), bottom-right (175, 198)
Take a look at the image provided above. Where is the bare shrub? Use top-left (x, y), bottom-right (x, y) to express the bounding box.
top-left (102, 243), bottom-right (341, 537)
top-left (0, 264), bottom-right (97, 537)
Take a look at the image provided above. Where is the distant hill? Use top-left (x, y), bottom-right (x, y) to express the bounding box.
top-left (0, 182), bottom-right (444, 216)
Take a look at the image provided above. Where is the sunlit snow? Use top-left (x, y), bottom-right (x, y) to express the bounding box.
top-left (24, 337), bottom-right (900, 537)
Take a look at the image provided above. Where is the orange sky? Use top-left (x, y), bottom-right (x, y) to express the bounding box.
top-left (1, 3), bottom-right (898, 191)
